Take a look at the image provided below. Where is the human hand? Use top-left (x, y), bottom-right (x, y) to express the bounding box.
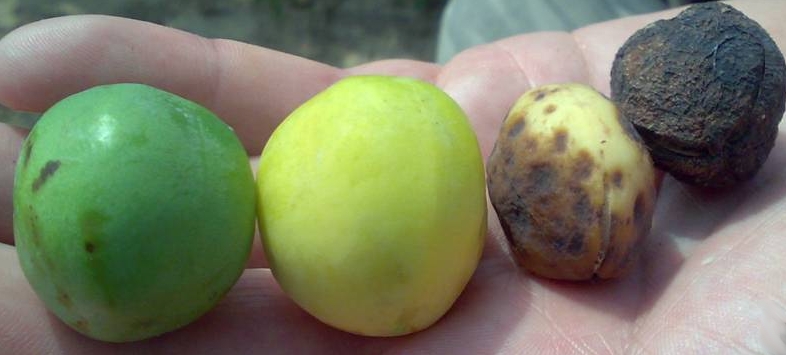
top-left (1, 1), bottom-right (785, 353)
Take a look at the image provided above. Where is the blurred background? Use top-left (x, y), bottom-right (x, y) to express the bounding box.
top-left (0, 0), bottom-right (448, 67)
top-left (0, 0), bottom-right (695, 127)
top-left (0, 0), bottom-right (448, 126)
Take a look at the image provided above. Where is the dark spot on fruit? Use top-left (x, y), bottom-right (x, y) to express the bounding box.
top-left (544, 104), bottom-right (557, 114)
top-left (522, 137), bottom-right (538, 152)
top-left (81, 209), bottom-right (108, 254)
top-left (534, 90), bottom-right (547, 101)
top-left (611, 170), bottom-right (624, 188)
top-left (572, 188), bottom-right (593, 224)
top-left (508, 119), bottom-right (525, 138)
top-left (56, 288), bottom-right (73, 309)
top-left (633, 192), bottom-right (646, 225)
top-left (551, 237), bottom-right (566, 252)
top-left (550, 88), bottom-right (561, 93)
top-left (21, 138), bottom-right (33, 169)
top-left (27, 205), bottom-right (41, 247)
top-left (525, 163), bottom-right (556, 195)
top-left (503, 149), bottom-right (514, 166)
top-left (73, 319), bottom-right (89, 333)
top-left (499, 201), bottom-right (532, 241)
top-left (554, 129), bottom-right (568, 153)
top-left (32, 160), bottom-right (61, 192)
top-left (573, 150), bottom-right (594, 181)
top-left (567, 233), bottom-right (585, 255)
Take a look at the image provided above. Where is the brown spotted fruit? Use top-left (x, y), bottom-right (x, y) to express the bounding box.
top-left (13, 83), bottom-right (256, 342)
top-left (487, 83), bottom-right (657, 280)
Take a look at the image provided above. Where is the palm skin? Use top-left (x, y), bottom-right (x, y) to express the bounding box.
top-left (0, 1), bottom-right (785, 354)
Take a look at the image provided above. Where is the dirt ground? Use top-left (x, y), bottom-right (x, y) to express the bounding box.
top-left (0, 0), bottom-right (448, 126)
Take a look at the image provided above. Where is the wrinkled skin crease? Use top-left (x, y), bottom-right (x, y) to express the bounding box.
top-left (1, 1), bottom-right (786, 354)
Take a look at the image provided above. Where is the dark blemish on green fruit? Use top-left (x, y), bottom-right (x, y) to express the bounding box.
top-left (544, 104), bottom-right (557, 115)
top-left (32, 160), bottom-right (61, 192)
top-left (534, 90), bottom-right (547, 101)
top-left (57, 288), bottom-right (73, 309)
top-left (80, 210), bottom-right (115, 305)
top-left (27, 205), bottom-right (41, 247)
top-left (80, 209), bottom-right (108, 254)
top-left (21, 138), bottom-right (33, 169)
top-left (73, 319), bottom-right (89, 333)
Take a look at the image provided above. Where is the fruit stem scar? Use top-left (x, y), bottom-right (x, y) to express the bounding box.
top-left (32, 160), bottom-right (61, 192)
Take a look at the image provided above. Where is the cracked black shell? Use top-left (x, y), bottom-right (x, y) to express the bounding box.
top-left (610, 2), bottom-right (786, 187)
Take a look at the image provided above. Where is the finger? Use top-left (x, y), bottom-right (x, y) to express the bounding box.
top-left (347, 59), bottom-right (441, 83)
top-left (437, 31), bottom-right (594, 159)
top-left (0, 15), bottom-right (442, 249)
top-left (0, 126), bottom-right (25, 245)
top-left (0, 15), bottom-right (340, 154)
top-left (0, 16), bottom-right (444, 155)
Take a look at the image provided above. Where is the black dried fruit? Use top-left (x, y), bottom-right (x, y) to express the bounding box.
top-left (610, 2), bottom-right (786, 188)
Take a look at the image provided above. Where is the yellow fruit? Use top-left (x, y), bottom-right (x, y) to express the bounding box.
top-left (487, 83), bottom-right (657, 280)
top-left (256, 76), bottom-right (486, 336)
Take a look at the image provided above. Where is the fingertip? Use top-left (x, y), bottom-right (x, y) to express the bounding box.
top-left (0, 15), bottom-right (109, 111)
top-left (346, 59), bottom-right (440, 83)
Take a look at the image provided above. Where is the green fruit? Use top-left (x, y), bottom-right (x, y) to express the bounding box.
top-left (13, 83), bottom-right (256, 342)
top-left (257, 75), bottom-right (487, 336)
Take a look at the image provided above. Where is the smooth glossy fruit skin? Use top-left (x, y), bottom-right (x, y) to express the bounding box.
top-left (13, 83), bottom-right (256, 342)
top-left (257, 76), bottom-right (486, 336)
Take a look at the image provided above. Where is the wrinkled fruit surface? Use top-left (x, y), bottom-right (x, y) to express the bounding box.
top-left (257, 75), bottom-right (486, 336)
top-left (610, 2), bottom-right (786, 187)
top-left (14, 83), bottom-right (256, 342)
top-left (487, 83), bottom-right (656, 280)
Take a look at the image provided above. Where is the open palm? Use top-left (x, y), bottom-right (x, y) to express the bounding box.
top-left (1, 1), bottom-right (785, 353)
